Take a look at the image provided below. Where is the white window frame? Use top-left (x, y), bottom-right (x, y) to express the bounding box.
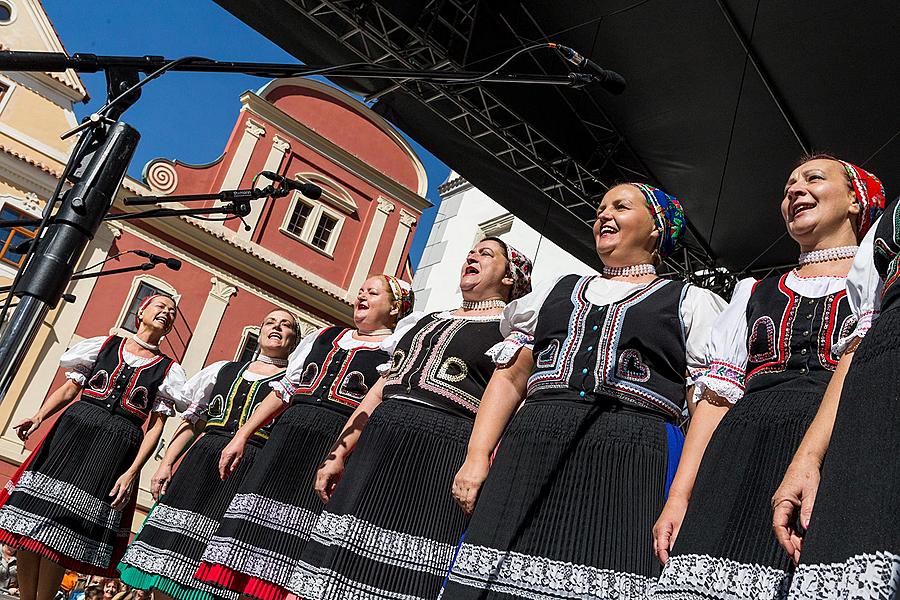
top-left (0, 195), bottom-right (41, 280)
top-left (0, 76), bottom-right (15, 117)
top-left (235, 325), bottom-right (261, 362)
top-left (112, 275), bottom-right (177, 338)
top-left (0, 1), bottom-right (17, 26)
top-left (280, 193), bottom-right (345, 257)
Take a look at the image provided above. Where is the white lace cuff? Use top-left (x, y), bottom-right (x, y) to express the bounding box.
top-left (65, 365), bottom-right (92, 387)
top-left (376, 360), bottom-right (392, 376)
top-left (694, 360), bottom-right (746, 404)
top-left (833, 309), bottom-right (878, 357)
top-left (486, 331), bottom-right (534, 367)
top-left (151, 396), bottom-right (177, 417)
top-left (269, 378), bottom-right (293, 403)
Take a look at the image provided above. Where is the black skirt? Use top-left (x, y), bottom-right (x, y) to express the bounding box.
top-left (652, 387), bottom-right (823, 600)
top-left (195, 400), bottom-right (350, 600)
top-left (293, 396), bottom-right (474, 600)
top-left (0, 400), bottom-right (143, 575)
top-left (118, 431), bottom-right (262, 600)
top-left (786, 307), bottom-right (900, 599)
top-left (442, 398), bottom-right (677, 600)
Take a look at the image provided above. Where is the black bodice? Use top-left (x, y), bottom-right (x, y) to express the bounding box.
top-left (527, 275), bottom-right (689, 421)
top-left (743, 273), bottom-right (856, 395)
top-left (290, 327), bottom-right (389, 413)
top-left (80, 336), bottom-right (174, 426)
top-left (203, 361), bottom-right (284, 446)
top-left (874, 197), bottom-right (900, 312)
top-left (383, 312), bottom-right (503, 416)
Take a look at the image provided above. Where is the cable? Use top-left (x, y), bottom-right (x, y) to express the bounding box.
top-left (433, 43), bottom-right (555, 84)
top-left (72, 250), bottom-right (134, 276)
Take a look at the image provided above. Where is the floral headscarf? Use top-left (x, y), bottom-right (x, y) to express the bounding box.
top-left (484, 236), bottom-right (533, 301)
top-left (835, 159), bottom-right (886, 239)
top-left (628, 183), bottom-right (686, 259)
top-left (384, 275), bottom-right (415, 321)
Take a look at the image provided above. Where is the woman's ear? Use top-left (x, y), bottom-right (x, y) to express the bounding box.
top-left (847, 192), bottom-right (861, 216)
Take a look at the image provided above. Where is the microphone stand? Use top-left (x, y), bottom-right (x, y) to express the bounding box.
top-left (0, 48), bottom-right (596, 407)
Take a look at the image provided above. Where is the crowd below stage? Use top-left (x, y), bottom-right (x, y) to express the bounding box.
top-left (0, 154), bottom-right (895, 600)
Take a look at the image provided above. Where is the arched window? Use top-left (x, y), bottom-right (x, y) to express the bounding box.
top-left (116, 275), bottom-right (177, 335)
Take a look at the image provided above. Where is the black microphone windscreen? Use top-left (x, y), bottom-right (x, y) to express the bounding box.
top-left (599, 70), bottom-right (626, 95)
top-left (165, 258), bottom-right (182, 271)
top-left (301, 183), bottom-right (322, 200)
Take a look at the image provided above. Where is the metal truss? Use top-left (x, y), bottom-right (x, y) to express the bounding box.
top-left (284, 0), bottom-right (729, 293)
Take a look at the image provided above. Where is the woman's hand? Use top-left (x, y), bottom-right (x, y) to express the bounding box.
top-left (150, 463), bottom-right (173, 500)
top-left (772, 457), bottom-right (821, 564)
top-left (314, 455), bottom-right (346, 504)
top-left (109, 471), bottom-right (137, 511)
top-left (653, 495), bottom-right (689, 564)
top-left (12, 414), bottom-right (42, 441)
top-left (219, 436), bottom-right (247, 481)
top-left (451, 454), bottom-right (491, 516)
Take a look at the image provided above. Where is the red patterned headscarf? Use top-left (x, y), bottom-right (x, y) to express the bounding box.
top-left (384, 275), bottom-right (415, 321)
top-left (835, 159), bottom-right (886, 239)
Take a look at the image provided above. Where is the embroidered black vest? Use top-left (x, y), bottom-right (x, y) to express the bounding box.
top-left (383, 312), bottom-right (503, 416)
top-left (527, 275), bottom-right (688, 420)
top-left (874, 197), bottom-right (900, 311)
top-left (291, 327), bottom-right (389, 414)
top-left (744, 273), bottom-right (856, 394)
top-left (202, 361), bottom-right (284, 446)
top-left (80, 336), bottom-right (174, 426)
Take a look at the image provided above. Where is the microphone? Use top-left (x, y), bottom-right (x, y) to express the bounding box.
top-left (552, 45), bottom-right (626, 95)
top-left (133, 249), bottom-right (182, 271)
top-left (260, 172), bottom-right (323, 200)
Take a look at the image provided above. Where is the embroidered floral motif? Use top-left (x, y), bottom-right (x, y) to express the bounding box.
top-left (436, 357), bottom-right (468, 383)
top-left (338, 371), bottom-right (369, 401)
top-left (299, 362), bottom-right (319, 388)
top-left (652, 553), bottom-right (790, 599)
top-left (88, 369), bottom-right (109, 392)
top-left (615, 349), bottom-right (651, 383)
top-left (128, 386), bottom-right (149, 411)
top-left (748, 316), bottom-right (777, 363)
top-left (789, 552), bottom-right (900, 599)
top-left (535, 339), bottom-right (561, 369)
top-left (388, 349), bottom-right (406, 376)
top-left (448, 543), bottom-right (654, 600)
top-left (206, 394), bottom-right (225, 420)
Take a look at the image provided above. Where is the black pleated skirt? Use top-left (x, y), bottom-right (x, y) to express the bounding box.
top-left (652, 387), bottom-right (823, 600)
top-left (787, 307), bottom-right (900, 599)
top-left (0, 400), bottom-right (143, 575)
top-left (195, 400), bottom-right (350, 600)
top-left (118, 431), bottom-right (262, 600)
top-left (441, 398), bottom-right (675, 600)
top-left (293, 396), bottom-right (474, 600)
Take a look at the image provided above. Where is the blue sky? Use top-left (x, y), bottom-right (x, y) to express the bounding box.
top-left (42, 1), bottom-right (448, 267)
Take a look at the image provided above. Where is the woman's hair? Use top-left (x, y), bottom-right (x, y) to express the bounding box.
top-left (793, 152), bottom-right (853, 188)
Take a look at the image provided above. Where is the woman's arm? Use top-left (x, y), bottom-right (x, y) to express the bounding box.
top-left (13, 380), bottom-right (83, 441)
top-left (653, 389), bottom-right (731, 563)
top-left (772, 344), bottom-right (856, 563)
top-left (314, 377), bottom-right (386, 503)
top-left (109, 412), bottom-right (167, 510)
top-left (218, 391), bottom-right (287, 480)
top-left (451, 348), bottom-right (533, 515)
top-left (150, 418), bottom-right (206, 500)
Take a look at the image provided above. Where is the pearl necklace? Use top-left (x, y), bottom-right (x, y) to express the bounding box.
top-left (602, 264), bottom-right (656, 277)
top-left (798, 246), bottom-right (858, 266)
top-left (256, 354), bottom-right (288, 367)
top-left (461, 299), bottom-right (507, 311)
top-left (356, 328), bottom-right (393, 337)
top-left (130, 334), bottom-right (159, 352)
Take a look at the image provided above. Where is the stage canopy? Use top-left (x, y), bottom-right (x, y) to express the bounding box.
top-left (216, 0), bottom-right (900, 287)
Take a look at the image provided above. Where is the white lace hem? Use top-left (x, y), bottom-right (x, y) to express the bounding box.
top-left (651, 553), bottom-right (789, 600)
top-left (789, 551), bottom-right (900, 599)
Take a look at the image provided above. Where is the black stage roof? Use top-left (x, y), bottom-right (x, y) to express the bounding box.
top-left (216, 0), bottom-right (900, 284)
